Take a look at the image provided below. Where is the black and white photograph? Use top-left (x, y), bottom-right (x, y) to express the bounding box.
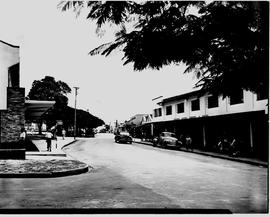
top-left (0, 0), bottom-right (268, 214)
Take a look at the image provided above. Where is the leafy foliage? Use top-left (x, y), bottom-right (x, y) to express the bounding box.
top-left (27, 76), bottom-right (104, 130)
top-left (60, 1), bottom-right (269, 97)
top-left (27, 76), bottom-right (71, 105)
top-left (44, 105), bottom-right (104, 130)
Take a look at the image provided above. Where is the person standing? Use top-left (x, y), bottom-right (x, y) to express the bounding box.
top-left (179, 134), bottom-right (185, 148)
top-left (45, 130), bottom-right (53, 152)
top-left (186, 134), bottom-right (193, 151)
top-left (19, 128), bottom-right (26, 147)
top-left (62, 129), bottom-right (66, 140)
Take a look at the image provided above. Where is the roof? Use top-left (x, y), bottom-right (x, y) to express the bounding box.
top-left (25, 100), bottom-right (55, 120)
top-left (126, 114), bottom-right (147, 126)
top-left (0, 40), bottom-right (19, 48)
top-left (160, 89), bottom-right (203, 105)
top-left (152, 96), bottom-right (163, 101)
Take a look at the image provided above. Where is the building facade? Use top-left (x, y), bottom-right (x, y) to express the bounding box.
top-left (0, 40), bottom-right (24, 144)
top-left (0, 40), bottom-right (54, 159)
top-left (151, 89), bottom-right (268, 160)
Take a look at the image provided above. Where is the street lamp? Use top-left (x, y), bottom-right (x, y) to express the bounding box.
top-left (73, 87), bottom-right (79, 139)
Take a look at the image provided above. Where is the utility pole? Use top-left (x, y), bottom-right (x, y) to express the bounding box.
top-left (73, 87), bottom-right (79, 140)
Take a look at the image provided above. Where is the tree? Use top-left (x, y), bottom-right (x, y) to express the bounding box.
top-left (59, 1), bottom-right (269, 97)
top-left (27, 76), bottom-right (72, 133)
top-left (27, 76), bottom-right (105, 134)
top-left (27, 76), bottom-right (71, 105)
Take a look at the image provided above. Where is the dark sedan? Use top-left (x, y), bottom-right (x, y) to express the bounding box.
top-left (114, 132), bottom-right (133, 144)
top-left (153, 132), bottom-right (179, 148)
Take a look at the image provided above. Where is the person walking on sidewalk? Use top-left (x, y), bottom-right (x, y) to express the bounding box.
top-left (45, 130), bottom-right (53, 152)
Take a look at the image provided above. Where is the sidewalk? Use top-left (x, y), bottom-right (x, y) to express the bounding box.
top-left (0, 137), bottom-right (89, 178)
top-left (133, 138), bottom-right (268, 167)
top-left (27, 136), bottom-right (76, 157)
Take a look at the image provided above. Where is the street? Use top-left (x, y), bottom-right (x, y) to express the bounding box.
top-left (0, 133), bottom-right (268, 213)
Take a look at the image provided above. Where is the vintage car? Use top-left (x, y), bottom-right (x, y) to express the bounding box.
top-left (114, 132), bottom-right (133, 144)
top-left (153, 132), bottom-right (179, 148)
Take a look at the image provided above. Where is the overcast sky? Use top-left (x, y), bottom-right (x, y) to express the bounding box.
top-left (0, 0), bottom-right (197, 124)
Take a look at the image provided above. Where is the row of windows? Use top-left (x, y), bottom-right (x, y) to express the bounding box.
top-left (157, 90), bottom-right (268, 116)
top-left (164, 96), bottom-right (217, 116)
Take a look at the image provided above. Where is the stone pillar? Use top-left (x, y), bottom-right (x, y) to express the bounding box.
top-left (0, 87), bottom-right (25, 143)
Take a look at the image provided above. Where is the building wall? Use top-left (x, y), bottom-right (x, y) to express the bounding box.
top-left (151, 90), bottom-right (268, 159)
top-left (0, 88), bottom-right (25, 143)
top-left (152, 90), bottom-right (268, 122)
top-left (0, 41), bottom-right (20, 110)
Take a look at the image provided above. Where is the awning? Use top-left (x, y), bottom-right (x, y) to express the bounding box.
top-left (25, 100), bottom-right (55, 121)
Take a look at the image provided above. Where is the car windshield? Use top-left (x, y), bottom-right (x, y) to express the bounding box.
top-left (163, 132), bottom-right (176, 137)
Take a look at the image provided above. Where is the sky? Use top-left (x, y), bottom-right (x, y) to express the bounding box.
top-left (0, 0), bottom-right (197, 124)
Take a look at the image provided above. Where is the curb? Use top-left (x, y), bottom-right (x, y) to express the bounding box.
top-left (0, 164), bottom-right (90, 178)
top-left (26, 139), bottom-right (77, 157)
top-left (0, 140), bottom-right (90, 178)
top-left (61, 139), bottom-right (78, 149)
top-left (26, 153), bottom-right (66, 157)
top-left (134, 141), bottom-right (268, 168)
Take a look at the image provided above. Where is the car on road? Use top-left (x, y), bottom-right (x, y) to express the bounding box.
top-left (114, 132), bottom-right (133, 144)
top-left (153, 132), bottom-right (179, 148)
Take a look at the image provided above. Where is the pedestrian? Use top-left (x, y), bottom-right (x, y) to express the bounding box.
top-left (186, 134), bottom-right (193, 151)
top-left (179, 134), bottom-right (185, 148)
top-left (229, 137), bottom-right (240, 157)
top-left (19, 128), bottom-right (26, 146)
top-left (54, 133), bottom-right (58, 149)
top-left (62, 128), bottom-right (66, 140)
top-left (45, 130), bottom-right (53, 152)
top-left (217, 134), bottom-right (230, 153)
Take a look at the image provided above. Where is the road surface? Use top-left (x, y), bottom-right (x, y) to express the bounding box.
top-left (0, 133), bottom-right (267, 213)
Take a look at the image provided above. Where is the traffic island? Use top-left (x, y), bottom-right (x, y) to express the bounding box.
top-left (0, 159), bottom-right (89, 178)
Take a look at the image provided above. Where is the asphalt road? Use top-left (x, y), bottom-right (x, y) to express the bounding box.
top-left (0, 133), bottom-right (268, 213)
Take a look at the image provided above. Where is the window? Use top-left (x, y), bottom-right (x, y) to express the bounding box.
top-left (191, 99), bottom-right (200, 111)
top-left (177, 102), bottom-right (185, 113)
top-left (230, 90), bottom-right (244, 105)
top-left (207, 95), bottom-right (219, 108)
top-left (154, 108), bottom-right (162, 117)
top-left (257, 88), bottom-right (268, 101)
top-left (8, 63), bottom-right (20, 87)
top-left (158, 108), bottom-right (162, 116)
top-left (166, 105), bottom-right (172, 115)
top-left (154, 109), bottom-right (157, 117)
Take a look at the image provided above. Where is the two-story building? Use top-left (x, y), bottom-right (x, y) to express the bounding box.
top-left (151, 88), bottom-right (268, 159)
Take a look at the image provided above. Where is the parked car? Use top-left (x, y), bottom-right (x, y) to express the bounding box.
top-left (153, 132), bottom-right (179, 148)
top-left (114, 132), bottom-right (133, 144)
